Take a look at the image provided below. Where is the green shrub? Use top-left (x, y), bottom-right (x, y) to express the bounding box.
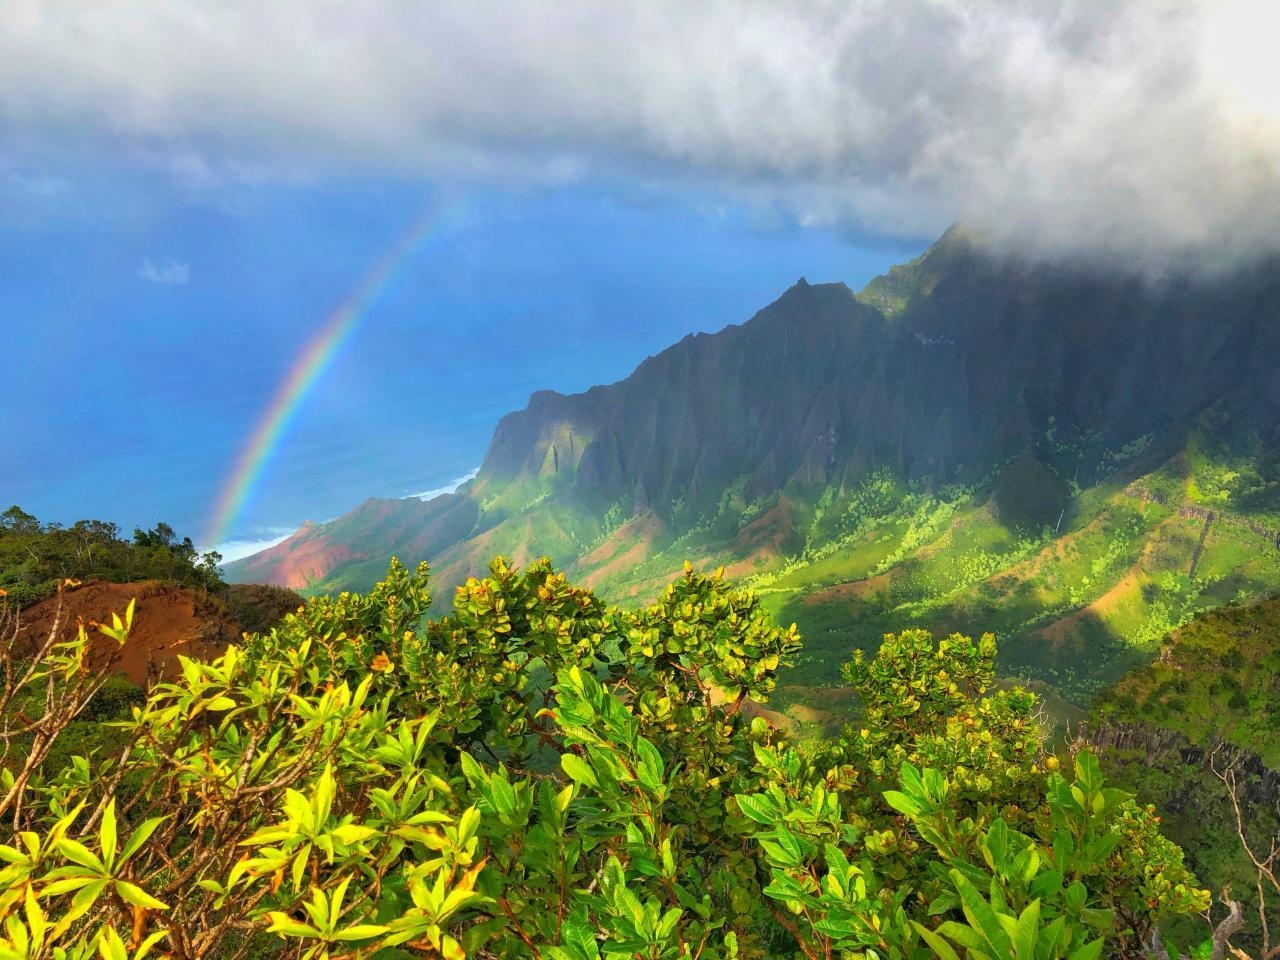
top-left (0, 560), bottom-right (1216, 959)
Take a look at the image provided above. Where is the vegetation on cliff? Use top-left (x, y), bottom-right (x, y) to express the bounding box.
top-left (0, 506), bottom-right (225, 608)
top-left (1087, 598), bottom-right (1280, 954)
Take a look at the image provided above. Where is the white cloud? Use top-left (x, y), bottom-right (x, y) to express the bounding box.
top-left (4, 1), bottom-right (1280, 266)
top-left (138, 256), bottom-right (191, 285)
top-left (406, 468), bottom-right (479, 502)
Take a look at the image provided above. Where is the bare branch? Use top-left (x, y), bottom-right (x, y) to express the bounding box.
top-left (1214, 900), bottom-right (1246, 960)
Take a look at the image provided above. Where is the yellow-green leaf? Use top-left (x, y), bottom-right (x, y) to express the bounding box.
top-left (114, 880), bottom-right (168, 911)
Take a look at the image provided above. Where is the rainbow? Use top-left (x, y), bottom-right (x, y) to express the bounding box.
top-left (204, 204), bottom-right (452, 550)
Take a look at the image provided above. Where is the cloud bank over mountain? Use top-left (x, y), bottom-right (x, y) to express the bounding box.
top-left (3, 1), bottom-right (1278, 266)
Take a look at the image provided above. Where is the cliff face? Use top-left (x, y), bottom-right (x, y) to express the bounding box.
top-left (886, 233), bottom-right (1280, 459)
top-left (470, 279), bottom-right (902, 512)
top-left (225, 228), bottom-right (1280, 595)
top-left (473, 229), bottom-right (1280, 517)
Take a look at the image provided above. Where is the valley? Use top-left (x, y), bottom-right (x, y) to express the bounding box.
top-left (226, 227), bottom-right (1280, 712)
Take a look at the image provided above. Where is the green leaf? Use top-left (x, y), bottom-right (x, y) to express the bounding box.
top-left (1041, 916), bottom-right (1067, 959)
top-left (315, 764), bottom-right (336, 827)
top-left (814, 917), bottom-right (863, 938)
top-left (120, 817), bottom-right (167, 863)
top-left (133, 930), bottom-right (170, 960)
top-left (1068, 937), bottom-right (1104, 960)
top-left (291, 844), bottom-right (310, 892)
top-left (635, 738), bottom-right (664, 792)
top-left (114, 880), bottom-right (168, 911)
top-left (883, 789), bottom-right (922, 817)
top-left (68, 878), bottom-right (109, 925)
top-left (331, 924), bottom-right (390, 941)
top-left (951, 870), bottom-right (1011, 957)
top-left (1012, 898), bottom-right (1039, 959)
top-left (936, 921), bottom-right (990, 953)
top-left (913, 921), bottom-right (962, 960)
top-left (490, 775), bottom-right (519, 824)
top-left (40, 875), bottom-right (101, 897)
top-left (457, 807), bottom-right (481, 844)
top-left (658, 837), bottom-right (677, 879)
top-left (656, 906), bottom-right (683, 939)
top-left (561, 907), bottom-right (601, 960)
top-left (331, 823), bottom-right (379, 845)
top-left (266, 913), bottom-right (319, 938)
top-left (405, 810), bottom-right (454, 825)
top-left (100, 801), bottom-right (118, 866)
top-left (554, 784), bottom-right (575, 814)
top-left (561, 754), bottom-right (598, 789)
top-left (759, 829), bottom-right (804, 868)
top-left (97, 925), bottom-right (129, 960)
top-left (772, 827), bottom-right (804, 863)
top-left (459, 751), bottom-right (487, 786)
top-left (55, 838), bottom-right (105, 874)
top-left (900, 761), bottom-right (925, 797)
top-left (734, 793), bottom-right (778, 825)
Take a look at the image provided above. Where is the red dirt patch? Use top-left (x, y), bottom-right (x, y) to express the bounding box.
top-left (1032, 516), bottom-right (1187, 652)
top-left (996, 511), bottom-right (1116, 590)
top-left (723, 497), bottom-right (802, 579)
top-left (1034, 569), bottom-right (1146, 652)
top-left (707, 685), bottom-right (825, 734)
top-left (805, 572), bottom-right (891, 606)
top-left (14, 581), bottom-right (242, 687)
top-left (578, 512), bottom-right (668, 587)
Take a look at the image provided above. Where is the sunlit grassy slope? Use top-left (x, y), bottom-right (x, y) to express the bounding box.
top-left (279, 423), bottom-right (1276, 745)
top-left (283, 408), bottom-right (1278, 722)
top-left (572, 419), bottom-right (1280, 709)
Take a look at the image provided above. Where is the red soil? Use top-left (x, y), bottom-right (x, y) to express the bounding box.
top-left (804, 571), bottom-right (891, 606)
top-left (579, 512), bottom-right (668, 587)
top-left (13, 581), bottom-right (242, 687)
top-left (723, 497), bottom-right (801, 579)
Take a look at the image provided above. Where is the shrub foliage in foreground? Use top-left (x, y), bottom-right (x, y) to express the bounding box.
top-left (0, 558), bottom-right (1213, 959)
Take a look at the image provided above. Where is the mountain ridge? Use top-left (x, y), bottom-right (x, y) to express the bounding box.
top-left (225, 227), bottom-right (1280, 702)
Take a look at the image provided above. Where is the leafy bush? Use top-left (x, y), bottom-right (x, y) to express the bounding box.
top-left (0, 559), bottom-right (1217, 959)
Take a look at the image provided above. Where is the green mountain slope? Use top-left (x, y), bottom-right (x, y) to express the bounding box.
top-left (748, 433), bottom-right (1280, 702)
top-left (226, 227), bottom-right (1280, 704)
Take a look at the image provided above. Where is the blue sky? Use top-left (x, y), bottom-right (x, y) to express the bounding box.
top-left (0, 160), bottom-right (919, 555)
top-left (2, 1), bottom-right (1273, 559)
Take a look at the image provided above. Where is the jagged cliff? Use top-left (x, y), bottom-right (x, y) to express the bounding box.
top-left (471, 228), bottom-right (1280, 518)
